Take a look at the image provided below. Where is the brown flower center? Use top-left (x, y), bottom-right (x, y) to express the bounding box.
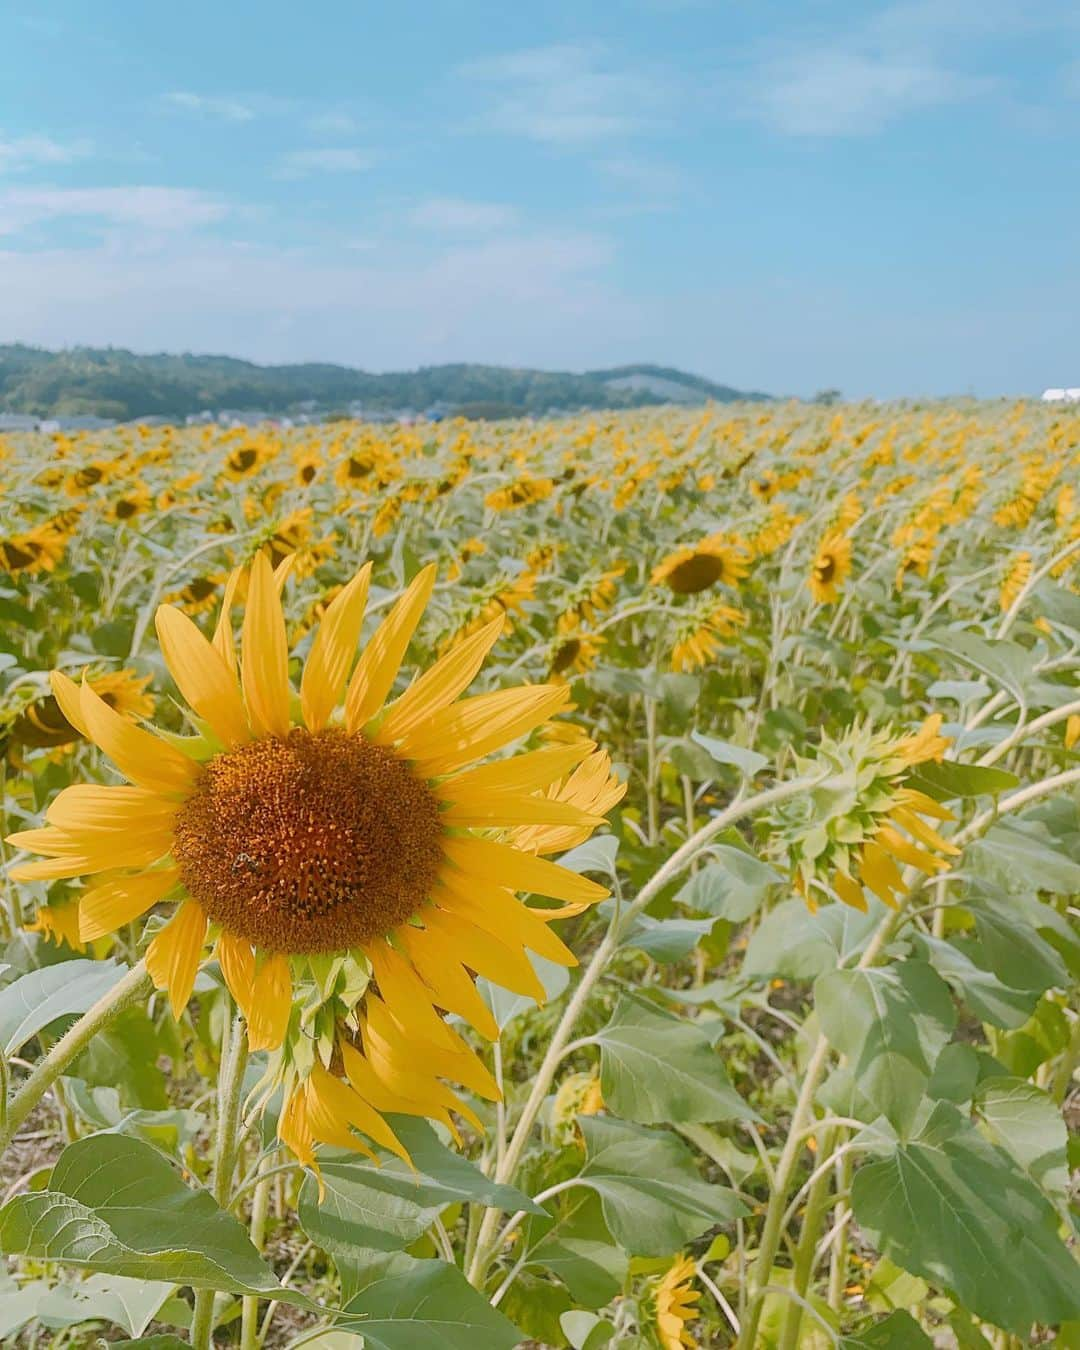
top-left (173, 728), bottom-right (444, 953)
top-left (665, 552), bottom-right (726, 594)
top-left (816, 554), bottom-right (836, 584)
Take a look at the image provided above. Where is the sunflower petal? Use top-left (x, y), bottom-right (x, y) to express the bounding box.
top-left (156, 604), bottom-right (250, 747)
top-left (344, 564), bottom-right (436, 732)
top-left (433, 871), bottom-right (576, 966)
top-left (442, 835), bottom-right (610, 904)
top-left (420, 905), bottom-right (547, 1001)
top-left (75, 677), bottom-right (199, 795)
top-left (242, 553), bottom-right (291, 739)
top-left (217, 930), bottom-right (256, 1018)
top-left (147, 899), bottom-right (207, 1019)
top-left (376, 615), bottom-right (504, 745)
top-left (80, 867), bottom-right (181, 941)
top-left (247, 952), bottom-right (292, 1051)
top-left (49, 670), bottom-right (90, 739)
top-left (393, 924), bottom-right (500, 1041)
top-left (301, 563), bottom-right (372, 732)
top-left (403, 684), bottom-right (572, 777)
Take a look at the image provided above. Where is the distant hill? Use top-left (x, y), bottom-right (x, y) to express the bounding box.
top-left (0, 345), bottom-right (770, 421)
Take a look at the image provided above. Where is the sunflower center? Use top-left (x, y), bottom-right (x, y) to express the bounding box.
top-left (666, 552), bottom-right (726, 594)
top-left (816, 554), bottom-right (836, 583)
top-left (173, 728), bottom-right (444, 953)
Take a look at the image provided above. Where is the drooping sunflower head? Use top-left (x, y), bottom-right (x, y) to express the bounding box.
top-left (652, 1254), bottom-right (701, 1350)
top-left (807, 531), bottom-right (852, 605)
top-left (651, 538), bottom-right (749, 595)
top-left (6, 555), bottom-right (622, 1175)
top-left (779, 715), bottom-right (959, 912)
top-left (670, 601), bottom-right (747, 672)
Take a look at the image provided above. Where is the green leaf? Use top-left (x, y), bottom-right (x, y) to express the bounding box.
top-left (852, 1102), bottom-right (1080, 1335)
top-left (908, 759), bottom-right (1018, 801)
top-left (973, 1077), bottom-right (1069, 1200)
top-left (0, 1134), bottom-right (292, 1299)
top-left (34, 1274), bottom-right (174, 1337)
top-left (69, 1007), bottom-right (170, 1109)
top-left (0, 959), bottom-right (128, 1055)
top-left (743, 898), bottom-right (881, 980)
top-left (477, 953), bottom-right (571, 1030)
top-left (91, 619), bottom-right (135, 658)
top-left (915, 933), bottom-right (1040, 1030)
top-left (619, 911), bottom-right (717, 962)
top-left (690, 730), bottom-right (768, 776)
top-left (588, 995), bottom-right (758, 1124)
top-left (815, 962), bottom-right (956, 1133)
top-left (498, 1272), bottom-right (572, 1345)
top-left (674, 845), bottom-right (782, 920)
top-left (561, 1309), bottom-right (616, 1349)
top-left (969, 894), bottom-right (1069, 993)
top-left (573, 1116), bottom-right (746, 1256)
top-left (932, 630), bottom-right (1034, 707)
top-left (839, 1309), bottom-right (934, 1348)
top-left (555, 834), bottom-right (620, 878)
top-left (298, 1117), bottom-right (543, 1257)
top-left (968, 818), bottom-right (1080, 896)
top-left (338, 1260), bottom-right (520, 1350)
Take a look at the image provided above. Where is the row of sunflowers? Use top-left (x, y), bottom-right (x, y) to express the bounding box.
top-left (0, 400), bottom-right (1078, 1349)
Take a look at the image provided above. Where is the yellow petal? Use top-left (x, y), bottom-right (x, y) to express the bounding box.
top-left (217, 930), bottom-right (255, 1017)
top-left (156, 604), bottom-right (250, 747)
top-left (393, 924), bottom-right (500, 1041)
top-left (831, 870), bottom-right (867, 912)
top-left (441, 741), bottom-right (593, 800)
top-left (212, 566), bottom-right (244, 675)
top-left (49, 670), bottom-right (90, 738)
top-left (442, 835), bottom-right (610, 904)
top-left (440, 791), bottom-right (603, 830)
top-left (75, 678), bottom-right (199, 795)
top-left (307, 1062), bottom-right (412, 1166)
top-left (403, 684), bottom-right (571, 778)
top-left (344, 564), bottom-right (436, 732)
top-left (433, 871), bottom-right (576, 966)
top-left (341, 1040), bottom-right (458, 1126)
top-left (146, 899), bottom-right (207, 1019)
top-left (300, 563), bottom-right (372, 732)
top-left (241, 553), bottom-right (291, 739)
top-left (877, 825), bottom-right (949, 874)
top-left (420, 905), bottom-right (547, 1001)
top-left (80, 867), bottom-right (181, 941)
top-left (279, 1087), bottom-right (316, 1171)
top-left (46, 784), bottom-right (176, 833)
top-left (246, 952), bottom-right (293, 1051)
top-left (366, 941), bottom-right (456, 1049)
top-left (375, 615), bottom-right (504, 745)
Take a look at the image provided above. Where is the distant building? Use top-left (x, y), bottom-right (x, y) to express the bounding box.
top-left (1041, 388), bottom-right (1080, 402)
top-left (0, 413), bottom-right (41, 432)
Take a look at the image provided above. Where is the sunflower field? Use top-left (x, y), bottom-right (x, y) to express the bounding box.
top-left (0, 401), bottom-right (1078, 1350)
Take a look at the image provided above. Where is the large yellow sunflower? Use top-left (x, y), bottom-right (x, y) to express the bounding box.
top-left (7, 555), bottom-right (622, 1172)
top-left (651, 537), bottom-right (749, 595)
top-left (807, 531), bottom-right (852, 605)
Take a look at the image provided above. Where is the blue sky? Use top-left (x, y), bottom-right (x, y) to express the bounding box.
top-left (2, 1), bottom-right (1078, 397)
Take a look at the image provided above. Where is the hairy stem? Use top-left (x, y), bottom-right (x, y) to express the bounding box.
top-left (0, 960), bottom-right (151, 1155)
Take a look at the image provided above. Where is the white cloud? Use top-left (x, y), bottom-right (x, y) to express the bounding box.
top-left (0, 186), bottom-right (229, 237)
top-left (274, 148), bottom-right (375, 178)
top-left (407, 197), bottom-right (518, 232)
top-left (458, 45), bottom-right (665, 143)
top-left (739, 2), bottom-right (999, 136)
top-left (306, 111), bottom-right (360, 136)
top-left (0, 231), bottom-right (628, 371)
top-left (163, 91), bottom-right (256, 122)
top-left (0, 134), bottom-right (92, 173)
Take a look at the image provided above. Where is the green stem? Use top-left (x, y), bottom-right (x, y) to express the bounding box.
top-left (0, 960), bottom-right (151, 1154)
top-left (779, 1127), bottom-right (837, 1350)
top-left (240, 1152), bottom-right (274, 1350)
top-left (191, 1012), bottom-right (249, 1350)
top-left (827, 1147), bottom-right (852, 1313)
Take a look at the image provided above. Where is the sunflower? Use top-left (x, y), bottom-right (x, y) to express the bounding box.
top-left (651, 538), bottom-right (749, 595)
top-left (807, 532), bottom-right (852, 605)
top-left (670, 603), bottom-right (746, 672)
top-left (484, 476), bottom-right (555, 512)
top-left (999, 551), bottom-right (1031, 612)
top-left (653, 1255), bottom-right (701, 1350)
top-left (0, 517), bottom-right (76, 576)
top-left (25, 898), bottom-right (84, 951)
top-left (10, 668), bottom-right (154, 750)
top-left (105, 484), bottom-right (153, 524)
top-left (168, 574), bottom-right (226, 617)
top-left (65, 460), bottom-right (111, 496)
top-left (550, 632), bottom-right (604, 679)
top-left (7, 557), bottom-right (619, 1173)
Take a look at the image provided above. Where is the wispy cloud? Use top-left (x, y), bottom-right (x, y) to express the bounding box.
top-left (407, 197), bottom-right (518, 232)
top-left (739, 3), bottom-right (998, 136)
top-left (306, 111), bottom-right (360, 136)
top-left (0, 134), bottom-right (92, 173)
top-left (0, 186), bottom-right (229, 237)
top-left (162, 91), bottom-right (257, 122)
top-left (458, 44), bottom-right (665, 144)
top-left (274, 147), bottom-right (375, 178)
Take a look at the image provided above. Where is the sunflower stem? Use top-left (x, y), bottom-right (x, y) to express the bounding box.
top-left (778, 1126), bottom-right (838, 1350)
top-left (191, 1011), bottom-right (249, 1350)
top-left (0, 959), bottom-right (151, 1156)
top-left (240, 1152), bottom-right (274, 1350)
